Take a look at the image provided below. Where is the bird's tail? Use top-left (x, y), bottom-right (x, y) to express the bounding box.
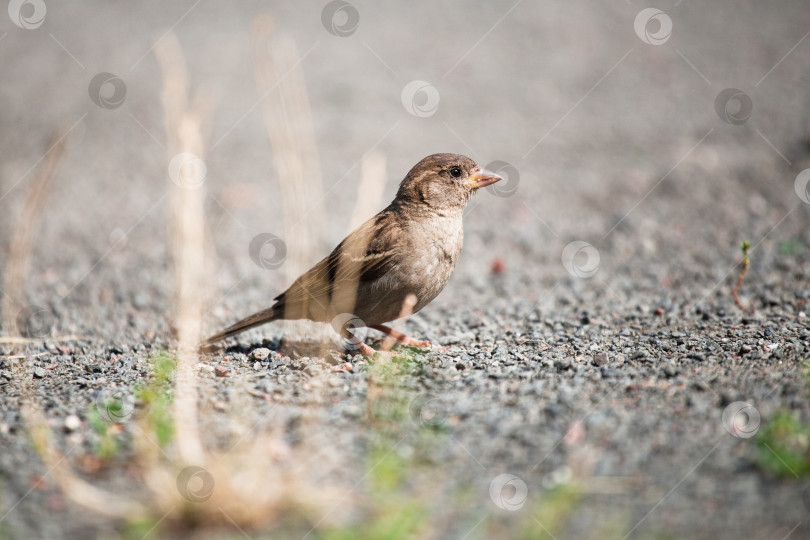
top-left (202, 306), bottom-right (281, 346)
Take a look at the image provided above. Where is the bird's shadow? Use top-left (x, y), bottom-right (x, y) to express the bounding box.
top-left (199, 336), bottom-right (357, 361)
top-left (198, 336), bottom-right (426, 362)
top-left (198, 336), bottom-right (281, 357)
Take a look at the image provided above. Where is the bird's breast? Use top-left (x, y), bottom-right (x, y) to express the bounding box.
top-left (354, 212), bottom-right (464, 325)
top-left (402, 214), bottom-right (464, 309)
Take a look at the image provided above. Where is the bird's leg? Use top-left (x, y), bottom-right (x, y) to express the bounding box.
top-left (340, 327), bottom-right (375, 357)
top-left (371, 324), bottom-right (432, 349)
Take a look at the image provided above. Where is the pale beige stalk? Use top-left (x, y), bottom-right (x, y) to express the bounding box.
top-left (155, 32), bottom-right (210, 467)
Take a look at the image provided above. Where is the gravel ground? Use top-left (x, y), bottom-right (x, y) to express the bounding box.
top-left (2, 1), bottom-right (810, 538)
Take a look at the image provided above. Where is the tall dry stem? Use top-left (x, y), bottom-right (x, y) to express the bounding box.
top-left (1, 133), bottom-right (66, 344)
top-left (155, 32), bottom-right (211, 467)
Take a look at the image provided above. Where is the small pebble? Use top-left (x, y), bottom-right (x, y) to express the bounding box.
top-left (250, 348), bottom-right (272, 361)
top-left (33, 367), bottom-right (47, 379)
top-left (215, 365), bottom-right (230, 377)
top-left (64, 415), bottom-right (81, 431)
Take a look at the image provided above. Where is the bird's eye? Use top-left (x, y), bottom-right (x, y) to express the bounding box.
top-left (449, 167), bottom-right (462, 178)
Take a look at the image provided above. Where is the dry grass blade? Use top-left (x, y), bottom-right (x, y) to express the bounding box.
top-left (143, 29), bottom-right (335, 533)
top-left (2, 132), bottom-right (147, 519)
top-left (155, 32), bottom-right (208, 467)
top-left (252, 21), bottom-right (391, 359)
top-left (252, 16), bottom-right (332, 353)
top-left (0, 352), bottom-right (46, 359)
top-left (1, 133), bottom-right (66, 346)
top-left (0, 335), bottom-right (88, 344)
top-left (348, 151), bottom-right (387, 232)
top-left (252, 17), bottom-right (325, 281)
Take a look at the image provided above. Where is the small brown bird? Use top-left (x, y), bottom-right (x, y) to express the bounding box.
top-left (204, 153), bottom-right (501, 355)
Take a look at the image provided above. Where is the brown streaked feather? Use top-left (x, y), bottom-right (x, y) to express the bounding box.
top-left (202, 214), bottom-right (400, 346)
top-left (270, 208), bottom-right (401, 321)
top-left (202, 306), bottom-right (280, 345)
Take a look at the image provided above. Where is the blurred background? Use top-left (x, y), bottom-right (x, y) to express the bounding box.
top-left (1, 0), bottom-right (808, 326)
top-left (1, 1), bottom-right (809, 538)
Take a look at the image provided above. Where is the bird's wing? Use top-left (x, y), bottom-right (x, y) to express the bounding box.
top-left (351, 211), bottom-right (402, 282)
top-left (271, 210), bottom-right (402, 318)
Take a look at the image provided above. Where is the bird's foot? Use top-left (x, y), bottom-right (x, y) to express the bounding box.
top-left (357, 342), bottom-right (376, 357)
top-left (343, 341), bottom-right (375, 357)
top-left (401, 337), bottom-right (432, 349)
top-left (371, 324), bottom-right (432, 350)
top-left (340, 327), bottom-right (377, 357)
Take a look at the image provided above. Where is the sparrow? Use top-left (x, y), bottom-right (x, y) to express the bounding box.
top-left (204, 153), bottom-right (502, 355)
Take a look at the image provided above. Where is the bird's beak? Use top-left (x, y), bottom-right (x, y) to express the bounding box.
top-left (464, 167), bottom-right (503, 190)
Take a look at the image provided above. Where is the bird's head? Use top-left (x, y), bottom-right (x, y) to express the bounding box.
top-left (395, 153), bottom-right (502, 211)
